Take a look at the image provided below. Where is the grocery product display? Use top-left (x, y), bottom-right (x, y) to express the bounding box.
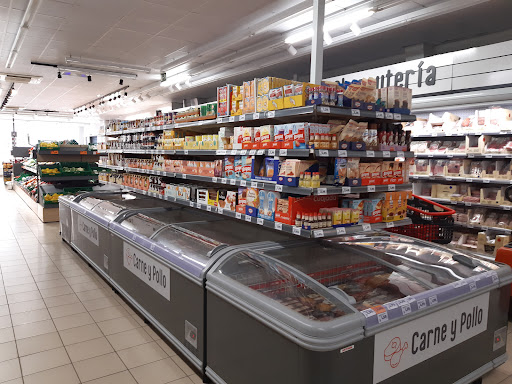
top-left (409, 108), bottom-right (512, 256)
top-left (2, 161), bottom-right (12, 183)
top-left (60, 193), bottom-right (512, 383)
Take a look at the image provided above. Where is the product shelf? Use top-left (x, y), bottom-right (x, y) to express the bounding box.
top-left (99, 180), bottom-right (411, 239)
top-left (415, 153), bottom-right (512, 159)
top-left (104, 105), bottom-right (416, 136)
top-left (39, 175), bottom-right (99, 182)
top-left (22, 165), bottom-right (37, 174)
top-left (108, 165), bottom-right (411, 196)
top-left (410, 175), bottom-right (512, 185)
top-left (454, 222), bottom-right (512, 234)
top-left (412, 131), bottom-right (512, 139)
top-left (417, 196), bottom-right (512, 211)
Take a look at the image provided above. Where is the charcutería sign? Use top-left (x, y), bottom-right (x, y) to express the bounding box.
top-left (373, 293), bottom-right (489, 383)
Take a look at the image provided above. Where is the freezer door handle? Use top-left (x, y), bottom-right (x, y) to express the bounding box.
top-left (329, 286), bottom-right (357, 305)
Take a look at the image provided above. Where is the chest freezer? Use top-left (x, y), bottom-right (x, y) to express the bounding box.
top-left (205, 232), bottom-right (512, 384)
top-left (58, 194), bottom-right (77, 244)
top-left (69, 191), bottom-right (175, 276)
top-left (108, 213), bottom-right (295, 373)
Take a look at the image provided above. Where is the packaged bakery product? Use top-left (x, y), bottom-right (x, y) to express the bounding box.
top-left (347, 158), bottom-right (360, 179)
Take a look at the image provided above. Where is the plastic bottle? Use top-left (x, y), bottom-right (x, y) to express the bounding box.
top-left (330, 134), bottom-right (338, 150)
top-left (303, 215), bottom-right (310, 230)
top-left (298, 172), bottom-right (305, 187)
top-left (304, 172), bottom-right (312, 188)
top-left (295, 212), bottom-right (302, 227)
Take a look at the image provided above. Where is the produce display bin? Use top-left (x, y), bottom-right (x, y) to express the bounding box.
top-left (205, 232), bottom-right (512, 384)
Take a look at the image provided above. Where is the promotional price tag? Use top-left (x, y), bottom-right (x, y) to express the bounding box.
top-left (230, 179), bottom-right (236, 185)
top-left (218, 208), bottom-right (223, 215)
top-left (50, 150), bottom-right (58, 154)
top-left (388, 184), bottom-right (396, 191)
top-left (207, 206), bottom-right (212, 212)
top-left (268, 149), bottom-right (276, 156)
top-left (275, 184), bottom-right (283, 192)
top-left (249, 150), bottom-right (256, 155)
top-left (342, 187), bottom-right (351, 194)
top-left (319, 106), bottom-right (331, 113)
top-left (228, 116), bottom-right (235, 123)
top-left (393, 113), bottom-right (402, 120)
top-left (245, 215), bottom-right (252, 222)
top-left (376, 111), bottom-right (385, 119)
top-left (351, 109), bottom-right (361, 117)
top-left (317, 188), bottom-right (327, 195)
top-left (240, 180), bottom-right (247, 187)
top-left (80, 151), bottom-right (87, 155)
top-left (319, 150), bottom-right (329, 157)
top-left (314, 229), bottom-right (325, 238)
top-left (367, 185), bottom-right (376, 192)
top-left (292, 226), bottom-right (301, 235)
top-left (257, 218), bottom-right (264, 225)
top-left (267, 111), bottom-right (275, 118)
top-left (279, 149), bottom-right (288, 156)
top-left (253, 113), bottom-right (260, 119)
top-left (336, 227), bottom-right (346, 235)
top-left (221, 178), bottom-right (228, 184)
top-left (274, 222), bottom-right (283, 230)
top-left (386, 222), bottom-right (395, 228)
top-left (385, 112), bottom-right (393, 119)
top-left (362, 224), bottom-right (372, 232)
top-left (236, 212), bottom-right (242, 219)
top-left (241, 150), bottom-right (247, 155)
top-left (338, 150), bottom-right (348, 157)
top-left (239, 115), bottom-right (246, 121)
top-left (366, 151), bottom-right (375, 157)
top-left (251, 182), bottom-right (258, 188)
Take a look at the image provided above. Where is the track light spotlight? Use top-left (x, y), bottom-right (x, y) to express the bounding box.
top-left (58, 71), bottom-right (62, 79)
top-left (119, 79), bottom-right (123, 85)
top-left (87, 75), bottom-right (92, 82)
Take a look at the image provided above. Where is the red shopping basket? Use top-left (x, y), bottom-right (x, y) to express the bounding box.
top-left (386, 194), bottom-right (455, 244)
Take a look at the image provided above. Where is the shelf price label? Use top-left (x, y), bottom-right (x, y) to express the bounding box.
top-left (267, 111), bottom-right (275, 118)
top-left (376, 111), bottom-right (385, 119)
top-left (351, 109), bottom-right (361, 117)
top-left (386, 222), bottom-right (395, 228)
top-left (251, 182), bottom-right (258, 188)
top-left (257, 218), bottom-right (264, 225)
top-left (240, 150), bottom-right (247, 155)
top-left (218, 208), bottom-right (223, 215)
top-left (216, 118), bottom-right (224, 123)
top-left (240, 180), bottom-right (247, 187)
top-left (338, 150), bottom-right (348, 157)
top-left (275, 184), bottom-right (283, 192)
top-left (279, 149), bottom-right (288, 156)
top-left (382, 151), bottom-right (391, 157)
top-left (336, 227), bottom-right (346, 235)
top-left (253, 113), bottom-right (260, 120)
top-left (504, 206), bottom-right (512, 210)
top-left (466, 178), bottom-right (473, 182)
top-left (212, 177), bottom-right (218, 183)
top-left (236, 212), bottom-right (242, 219)
top-left (245, 215), bottom-right (252, 222)
top-left (216, 150), bottom-right (227, 155)
top-left (196, 203), bottom-right (202, 209)
top-left (366, 150), bottom-right (375, 157)
top-left (249, 150), bottom-right (256, 155)
top-left (50, 150), bottom-right (58, 154)
top-left (388, 184), bottom-right (396, 191)
top-left (257, 149), bottom-right (265, 155)
top-left (397, 151), bottom-right (405, 158)
top-left (319, 106), bottom-right (331, 113)
top-left (206, 205), bottom-right (212, 212)
top-left (221, 178), bottom-right (228, 184)
top-left (367, 185), bottom-right (376, 192)
top-left (230, 150), bottom-right (237, 155)
top-left (239, 115), bottom-right (246, 121)
top-left (385, 112), bottom-right (393, 120)
top-left (184, 150), bottom-right (189, 155)
top-left (80, 151), bottom-right (87, 155)
top-left (313, 229), bottom-right (324, 238)
top-left (362, 223), bottom-right (372, 232)
top-left (483, 179), bottom-right (491, 183)
top-left (342, 187), bottom-right (351, 194)
top-left (268, 149), bottom-right (276, 156)
top-left (274, 222), bottom-right (283, 230)
top-left (464, 202), bottom-right (472, 206)
top-left (229, 179), bottom-right (236, 185)
top-left (319, 150), bottom-right (329, 157)
top-left (317, 188), bottom-right (327, 195)
top-left (182, 174), bottom-right (187, 179)
top-left (292, 226), bottom-right (301, 235)
top-left (228, 116), bottom-right (235, 123)
top-left (393, 113), bottom-right (402, 120)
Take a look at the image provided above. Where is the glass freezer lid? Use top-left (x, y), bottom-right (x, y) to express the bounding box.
top-left (91, 199), bottom-right (175, 222)
top-left (152, 219), bottom-right (294, 267)
top-left (256, 241), bottom-right (431, 312)
top-left (118, 207), bottom-right (218, 239)
top-left (213, 249), bottom-right (354, 322)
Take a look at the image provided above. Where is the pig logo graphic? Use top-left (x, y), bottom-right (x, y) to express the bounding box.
top-left (384, 337), bottom-right (408, 368)
top-left (126, 251), bottom-right (132, 266)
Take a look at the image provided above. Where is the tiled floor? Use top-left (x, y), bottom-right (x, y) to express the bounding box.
top-left (0, 185), bottom-right (202, 383)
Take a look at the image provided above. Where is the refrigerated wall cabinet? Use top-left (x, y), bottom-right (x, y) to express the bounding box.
top-left (62, 192), bottom-right (512, 384)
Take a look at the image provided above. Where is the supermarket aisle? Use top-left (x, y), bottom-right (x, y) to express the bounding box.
top-left (0, 185), bottom-right (202, 383)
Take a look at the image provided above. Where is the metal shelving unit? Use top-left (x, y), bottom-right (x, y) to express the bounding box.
top-left (99, 180), bottom-right (411, 239)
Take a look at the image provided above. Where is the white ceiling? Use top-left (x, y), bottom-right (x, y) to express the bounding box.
top-left (0, 0), bottom-right (509, 121)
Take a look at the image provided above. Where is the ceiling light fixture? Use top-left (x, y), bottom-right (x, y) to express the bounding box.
top-left (64, 56), bottom-right (151, 74)
top-left (161, 74), bottom-right (191, 87)
top-left (175, 83), bottom-right (182, 90)
top-left (57, 65), bottom-right (137, 80)
top-left (350, 22), bottom-right (362, 36)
